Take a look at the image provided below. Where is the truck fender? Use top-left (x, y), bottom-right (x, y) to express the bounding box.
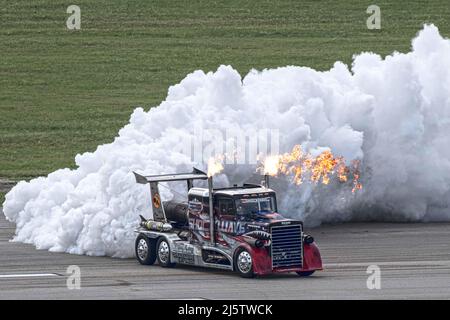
top-left (302, 242), bottom-right (323, 271)
top-left (233, 243), bottom-right (272, 275)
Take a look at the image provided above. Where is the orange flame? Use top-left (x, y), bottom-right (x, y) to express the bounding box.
top-left (263, 155), bottom-right (281, 176)
top-left (207, 156), bottom-right (224, 177)
top-left (259, 145), bottom-right (362, 191)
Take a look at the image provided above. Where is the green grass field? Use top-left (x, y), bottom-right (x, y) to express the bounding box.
top-left (1, 0), bottom-right (449, 192)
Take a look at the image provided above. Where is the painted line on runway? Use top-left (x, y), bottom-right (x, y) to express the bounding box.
top-left (158, 298), bottom-right (209, 300)
top-left (324, 260), bottom-right (450, 268)
top-left (0, 273), bottom-right (59, 279)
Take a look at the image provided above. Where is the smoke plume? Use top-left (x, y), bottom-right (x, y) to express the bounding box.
top-left (3, 25), bottom-right (450, 257)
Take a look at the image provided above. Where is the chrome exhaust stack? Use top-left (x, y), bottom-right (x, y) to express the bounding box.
top-left (263, 174), bottom-right (270, 188)
top-left (208, 176), bottom-right (215, 246)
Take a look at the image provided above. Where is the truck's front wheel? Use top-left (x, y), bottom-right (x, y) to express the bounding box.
top-left (235, 248), bottom-right (255, 278)
top-left (156, 237), bottom-right (176, 267)
top-left (135, 234), bottom-right (156, 265)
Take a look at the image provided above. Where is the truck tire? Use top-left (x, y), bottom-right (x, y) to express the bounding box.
top-left (135, 234), bottom-right (156, 265)
top-left (234, 247), bottom-right (255, 278)
top-left (296, 271), bottom-right (315, 277)
top-left (156, 237), bottom-right (176, 268)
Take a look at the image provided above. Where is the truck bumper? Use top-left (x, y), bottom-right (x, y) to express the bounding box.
top-left (252, 242), bottom-right (323, 276)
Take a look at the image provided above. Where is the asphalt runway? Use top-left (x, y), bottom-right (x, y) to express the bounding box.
top-left (1, 210), bottom-right (450, 299)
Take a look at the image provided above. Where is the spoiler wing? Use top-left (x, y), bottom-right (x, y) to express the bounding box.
top-left (133, 167), bottom-right (208, 184)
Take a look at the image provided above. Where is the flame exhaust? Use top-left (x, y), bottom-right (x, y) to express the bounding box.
top-left (207, 156), bottom-right (224, 177)
top-left (260, 145), bottom-right (362, 192)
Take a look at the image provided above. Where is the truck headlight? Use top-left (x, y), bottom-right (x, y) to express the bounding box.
top-left (304, 235), bottom-right (314, 245)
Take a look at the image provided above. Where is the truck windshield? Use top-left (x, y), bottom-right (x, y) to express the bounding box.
top-left (235, 197), bottom-right (275, 216)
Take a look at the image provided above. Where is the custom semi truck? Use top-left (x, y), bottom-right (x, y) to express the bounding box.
top-left (133, 168), bottom-right (322, 278)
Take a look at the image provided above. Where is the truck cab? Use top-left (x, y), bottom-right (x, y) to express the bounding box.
top-left (189, 186), bottom-right (279, 238)
top-left (133, 168), bottom-right (322, 278)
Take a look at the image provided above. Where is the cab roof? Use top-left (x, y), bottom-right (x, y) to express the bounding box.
top-left (189, 185), bottom-right (275, 198)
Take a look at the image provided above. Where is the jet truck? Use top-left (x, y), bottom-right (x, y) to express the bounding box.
top-left (133, 168), bottom-right (322, 278)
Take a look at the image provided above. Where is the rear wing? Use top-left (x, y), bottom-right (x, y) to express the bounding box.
top-left (133, 167), bottom-right (208, 223)
top-left (133, 167), bottom-right (208, 184)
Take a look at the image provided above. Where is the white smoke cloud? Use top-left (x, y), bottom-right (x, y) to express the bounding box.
top-left (3, 25), bottom-right (450, 257)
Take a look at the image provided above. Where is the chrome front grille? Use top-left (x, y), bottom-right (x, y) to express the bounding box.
top-left (271, 224), bottom-right (303, 268)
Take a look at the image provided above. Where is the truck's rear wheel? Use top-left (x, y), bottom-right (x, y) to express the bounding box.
top-left (135, 234), bottom-right (156, 265)
top-left (296, 271), bottom-right (315, 277)
top-left (157, 237), bottom-right (176, 267)
top-left (235, 248), bottom-right (255, 278)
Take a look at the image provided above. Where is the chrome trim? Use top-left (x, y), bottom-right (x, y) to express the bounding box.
top-left (201, 245), bottom-right (233, 263)
top-left (270, 224), bottom-right (303, 269)
top-left (208, 177), bottom-right (215, 246)
top-left (158, 240), bottom-right (170, 263)
top-left (137, 238), bottom-right (148, 261)
top-left (237, 251), bottom-right (252, 273)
